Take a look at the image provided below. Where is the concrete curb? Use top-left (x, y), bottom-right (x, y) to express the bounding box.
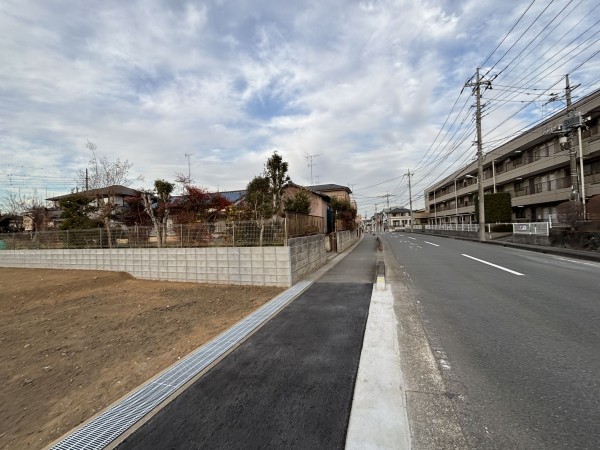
top-left (346, 284), bottom-right (411, 450)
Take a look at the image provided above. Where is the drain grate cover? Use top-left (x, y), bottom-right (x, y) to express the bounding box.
top-left (51, 280), bottom-right (311, 450)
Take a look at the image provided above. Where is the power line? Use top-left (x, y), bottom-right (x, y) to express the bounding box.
top-left (480, 0), bottom-right (537, 71)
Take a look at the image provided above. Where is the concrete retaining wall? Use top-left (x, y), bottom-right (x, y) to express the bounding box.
top-left (0, 247), bottom-right (292, 287)
top-left (288, 235), bottom-right (327, 284)
top-left (336, 229), bottom-right (361, 253)
top-left (0, 234), bottom-right (337, 287)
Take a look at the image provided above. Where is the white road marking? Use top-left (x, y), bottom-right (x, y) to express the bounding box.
top-left (424, 241), bottom-right (439, 247)
top-left (408, 237), bottom-right (416, 240)
top-left (462, 254), bottom-right (524, 276)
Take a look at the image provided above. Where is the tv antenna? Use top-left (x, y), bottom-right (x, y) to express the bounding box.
top-left (305, 153), bottom-right (322, 184)
top-left (184, 153), bottom-right (193, 181)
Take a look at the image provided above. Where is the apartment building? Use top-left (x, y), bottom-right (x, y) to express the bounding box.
top-left (425, 88), bottom-right (600, 224)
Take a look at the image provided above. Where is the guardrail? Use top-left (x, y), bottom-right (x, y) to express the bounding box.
top-left (423, 224), bottom-right (479, 232)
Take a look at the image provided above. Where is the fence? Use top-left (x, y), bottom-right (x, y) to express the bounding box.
top-left (512, 222), bottom-right (549, 236)
top-left (285, 213), bottom-right (325, 237)
top-left (0, 220), bottom-right (288, 250)
top-left (423, 224), bottom-right (480, 232)
top-left (419, 222), bottom-right (551, 237)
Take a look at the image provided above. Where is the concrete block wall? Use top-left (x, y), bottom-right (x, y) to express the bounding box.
top-left (289, 235), bottom-right (327, 284)
top-left (336, 229), bottom-right (360, 253)
top-left (0, 247), bottom-right (292, 287)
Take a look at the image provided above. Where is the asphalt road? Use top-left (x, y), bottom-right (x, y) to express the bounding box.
top-left (382, 232), bottom-right (600, 449)
top-left (116, 236), bottom-right (376, 449)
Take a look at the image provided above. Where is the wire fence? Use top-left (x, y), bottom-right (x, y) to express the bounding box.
top-left (0, 219), bottom-right (290, 250)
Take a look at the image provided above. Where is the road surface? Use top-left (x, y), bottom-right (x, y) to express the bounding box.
top-left (383, 232), bottom-right (600, 449)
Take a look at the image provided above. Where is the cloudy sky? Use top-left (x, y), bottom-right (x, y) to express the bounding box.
top-left (1, 0), bottom-right (599, 216)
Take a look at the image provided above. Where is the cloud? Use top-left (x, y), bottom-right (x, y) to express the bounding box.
top-left (1, 0), bottom-right (599, 215)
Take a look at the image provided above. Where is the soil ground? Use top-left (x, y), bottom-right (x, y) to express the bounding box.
top-left (0, 268), bottom-right (283, 449)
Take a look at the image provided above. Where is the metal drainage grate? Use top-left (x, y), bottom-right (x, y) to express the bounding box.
top-left (51, 279), bottom-right (312, 450)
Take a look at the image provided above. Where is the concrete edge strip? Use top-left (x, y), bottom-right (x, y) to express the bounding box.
top-left (345, 283), bottom-right (411, 450)
top-left (48, 239), bottom-right (363, 450)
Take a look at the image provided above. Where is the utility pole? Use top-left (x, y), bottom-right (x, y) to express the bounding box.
top-left (407, 170), bottom-right (413, 232)
top-left (305, 153), bottom-right (322, 184)
top-left (85, 168), bottom-right (89, 190)
top-left (465, 68), bottom-right (491, 242)
top-left (565, 75), bottom-right (580, 201)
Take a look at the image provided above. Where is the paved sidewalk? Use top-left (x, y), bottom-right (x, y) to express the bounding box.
top-left (116, 236), bottom-right (378, 449)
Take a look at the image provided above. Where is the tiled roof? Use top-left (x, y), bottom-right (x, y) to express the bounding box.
top-left (46, 185), bottom-right (140, 201)
top-left (388, 207), bottom-right (411, 214)
top-left (217, 190), bottom-right (246, 203)
top-left (305, 184), bottom-right (352, 194)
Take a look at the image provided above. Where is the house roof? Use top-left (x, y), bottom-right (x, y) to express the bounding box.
top-left (284, 181), bottom-right (330, 201)
top-left (305, 184), bottom-right (352, 194)
top-left (388, 207), bottom-right (411, 214)
top-left (217, 190), bottom-right (246, 204)
top-left (46, 185), bottom-right (140, 201)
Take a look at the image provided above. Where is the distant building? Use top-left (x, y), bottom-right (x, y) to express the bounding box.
top-left (387, 207), bottom-right (413, 229)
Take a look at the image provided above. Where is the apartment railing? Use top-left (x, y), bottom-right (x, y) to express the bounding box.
top-left (513, 176), bottom-right (571, 197)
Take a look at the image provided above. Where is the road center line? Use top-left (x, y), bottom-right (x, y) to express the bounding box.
top-left (423, 241), bottom-right (439, 247)
top-left (461, 254), bottom-right (524, 276)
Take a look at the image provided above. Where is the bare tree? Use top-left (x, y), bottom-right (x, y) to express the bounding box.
top-left (0, 190), bottom-right (49, 239)
top-left (76, 141), bottom-right (139, 247)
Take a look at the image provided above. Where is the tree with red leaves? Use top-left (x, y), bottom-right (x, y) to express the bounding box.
top-left (172, 186), bottom-right (232, 224)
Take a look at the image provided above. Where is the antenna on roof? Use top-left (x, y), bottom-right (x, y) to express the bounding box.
top-left (184, 153), bottom-right (193, 182)
top-left (304, 153), bottom-right (322, 184)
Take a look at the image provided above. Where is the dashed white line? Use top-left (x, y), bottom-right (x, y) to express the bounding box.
top-left (462, 254), bottom-right (524, 276)
top-left (407, 237), bottom-right (416, 240)
top-left (423, 241), bottom-right (439, 247)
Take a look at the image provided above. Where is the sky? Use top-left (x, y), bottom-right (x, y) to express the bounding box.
top-left (1, 0), bottom-right (599, 217)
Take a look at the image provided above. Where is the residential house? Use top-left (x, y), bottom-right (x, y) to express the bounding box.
top-left (306, 184), bottom-right (352, 203)
top-left (47, 185), bottom-right (141, 226)
top-left (282, 182), bottom-right (331, 234)
top-left (387, 207), bottom-right (413, 230)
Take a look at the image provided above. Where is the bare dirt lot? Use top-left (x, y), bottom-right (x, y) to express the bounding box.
top-left (0, 268), bottom-right (283, 449)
